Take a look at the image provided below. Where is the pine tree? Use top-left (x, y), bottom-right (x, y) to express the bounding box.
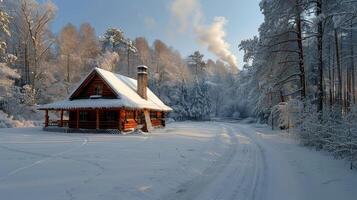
top-left (190, 80), bottom-right (204, 120)
top-left (188, 51), bottom-right (206, 78)
top-left (172, 79), bottom-right (190, 120)
top-left (189, 79), bottom-right (211, 120)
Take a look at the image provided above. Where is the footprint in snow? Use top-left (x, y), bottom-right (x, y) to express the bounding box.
top-left (176, 188), bottom-right (186, 193)
top-left (321, 179), bottom-right (340, 185)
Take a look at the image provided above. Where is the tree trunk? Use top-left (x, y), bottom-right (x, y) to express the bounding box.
top-left (316, 0), bottom-right (323, 112)
top-left (335, 29), bottom-right (343, 108)
top-left (332, 47), bottom-right (336, 105)
top-left (328, 40), bottom-right (333, 106)
top-left (67, 54), bottom-right (70, 82)
top-left (296, 12), bottom-right (306, 100)
top-left (350, 19), bottom-right (356, 104)
top-left (24, 44), bottom-right (29, 85)
top-left (31, 46), bottom-right (37, 91)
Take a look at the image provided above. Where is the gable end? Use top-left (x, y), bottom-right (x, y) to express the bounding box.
top-left (70, 70), bottom-right (118, 100)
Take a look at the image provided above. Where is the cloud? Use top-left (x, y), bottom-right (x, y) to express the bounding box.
top-left (169, 0), bottom-right (238, 67)
top-left (169, 0), bottom-right (202, 32)
top-left (144, 17), bottom-right (157, 30)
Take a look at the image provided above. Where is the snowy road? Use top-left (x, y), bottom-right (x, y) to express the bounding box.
top-left (1, 122), bottom-right (357, 200)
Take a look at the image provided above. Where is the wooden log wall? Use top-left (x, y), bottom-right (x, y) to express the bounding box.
top-left (73, 74), bottom-right (116, 99)
top-left (65, 109), bottom-right (166, 131)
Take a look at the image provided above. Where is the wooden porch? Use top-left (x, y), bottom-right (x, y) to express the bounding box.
top-left (44, 108), bottom-right (165, 132)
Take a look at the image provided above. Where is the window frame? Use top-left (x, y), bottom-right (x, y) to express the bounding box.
top-left (93, 84), bottom-right (103, 95)
top-left (79, 111), bottom-right (89, 121)
top-left (150, 111), bottom-right (157, 119)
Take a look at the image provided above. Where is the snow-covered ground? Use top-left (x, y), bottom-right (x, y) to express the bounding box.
top-left (0, 121), bottom-right (357, 200)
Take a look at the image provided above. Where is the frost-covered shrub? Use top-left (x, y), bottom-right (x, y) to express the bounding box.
top-left (0, 111), bottom-right (37, 128)
top-left (220, 103), bottom-right (236, 118)
top-left (269, 102), bottom-right (288, 129)
top-left (325, 107), bottom-right (357, 169)
top-left (297, 104), bottom-right (357, 169)
top-left (220, 101), bottom-right (250, 119)
top-left (299, 105), bottom-right (327, 149)
top-left (255, 107), bottom-right (271, 124)
top-left (21, 85), bottom-right (36, 106)
top-left (232, 111), bottom-right (241, 119)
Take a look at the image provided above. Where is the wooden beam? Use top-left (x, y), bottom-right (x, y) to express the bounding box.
top-left (118, 109), bottom-right (122, 131)
top-left (96, 109), bottom-right (99, 129)
top-left (119, 109), bottom-right (126, 131)
top-left (60, 110), bottom-right (64, 127)
top-left (45, 110), bottom-right (49, 127)
top-left (76, 110), bottom-right (79, 129)
top-left (135, 110), bottom-right (137, 121)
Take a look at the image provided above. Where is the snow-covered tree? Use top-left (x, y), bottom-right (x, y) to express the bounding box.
top-left (188, 51), bottom-right (206, 78)
top-left (58, 23), bottom-right (80, 82)
top-left (98, 51), bottom-right (120, 72)
top-left (16, 0), bottom-right (56, 90)
top-left (0, 63), bottom-right (20, 104)
top-left (171, 79), bottom-right (191, 120)
top-left (0, 8), bottom-right (10, 55)
top-left (0, 7), bottom-right (20, 109)
top-left (189, 79), bottom-right (211, 120)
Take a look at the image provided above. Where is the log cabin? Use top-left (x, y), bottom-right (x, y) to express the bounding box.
top-left (38, 66), bottom-right (172, 132)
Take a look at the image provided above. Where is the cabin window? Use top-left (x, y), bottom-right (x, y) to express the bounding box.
top-left (150, 111), bottom-right (157, 119)
top-left (79, 111), bottom-right (89, 121)
top-left (93, 84), bottom-right (103, 95)
top-left (104, 111), bottom-right (118, 121)
top-left (137, 111), bottom-right (144, 124)
top-left (126, 111), bottom-right (135, 119)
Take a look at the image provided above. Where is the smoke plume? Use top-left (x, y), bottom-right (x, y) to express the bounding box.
top-left (170, 0), bottom-right (238, 67)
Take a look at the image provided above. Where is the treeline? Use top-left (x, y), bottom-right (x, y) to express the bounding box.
top-left (237, 0), bottom-right (357, 168)
top-left (0, 0), bottom-right (240, 126)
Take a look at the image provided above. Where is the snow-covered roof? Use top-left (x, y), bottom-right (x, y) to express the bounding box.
top-left (38, 67), bottom-right (172, 111)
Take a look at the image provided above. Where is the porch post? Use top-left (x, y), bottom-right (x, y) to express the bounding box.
top-left (45, 110), bottom-right (49, 127)
top-left (118, 109), bottom-right (122, 131)
top-left (96, 109), bottom-right (99, 129)
top-left (119, 109), bottom-right (125, 131)
top-left (60, 109), bottom-right (64, 127)
top-left (76, 110), bottom-right (79, 129)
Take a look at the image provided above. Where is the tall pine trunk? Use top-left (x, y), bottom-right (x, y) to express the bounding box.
top-left (296, 11), bottom-right (306, 100)
top-left (332, 46), bottom-right (336, 105)
top-left (350, 20), bottom-right (356, 104)
top-left (328, 40), bottom-right (333, 106)
top-left (316, 0), bottom-right (324, 112)
top-left (24, 44), bottom-right (29, 85)
top-left (335, 29), bottom-right (343, 108)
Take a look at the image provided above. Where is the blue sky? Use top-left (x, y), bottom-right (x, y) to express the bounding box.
top-left (48, 0), bottom-right (263, 68)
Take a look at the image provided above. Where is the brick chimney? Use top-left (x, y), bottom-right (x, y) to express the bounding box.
top-left (137, 65), bottom-right (148, 100)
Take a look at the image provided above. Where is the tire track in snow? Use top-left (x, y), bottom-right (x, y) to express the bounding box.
top-left (249, 140), bottom-right (266, 200)
top-left (162, 122), bottom-right (265, 200)
top-left (0, 135), bottom-right (108, 200)
top-left (229, 123), bottom-right (268, 200)
top-left (162, 124), bottom-right (238, 200)
top-left (0, 137), bottom-right (88, 181)
top-left (205, 125), bottom-right (248, 200)
top-left (207, 124), bottom-right (263, 200)
top-left (0, 144), bottom-right (53, 158)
